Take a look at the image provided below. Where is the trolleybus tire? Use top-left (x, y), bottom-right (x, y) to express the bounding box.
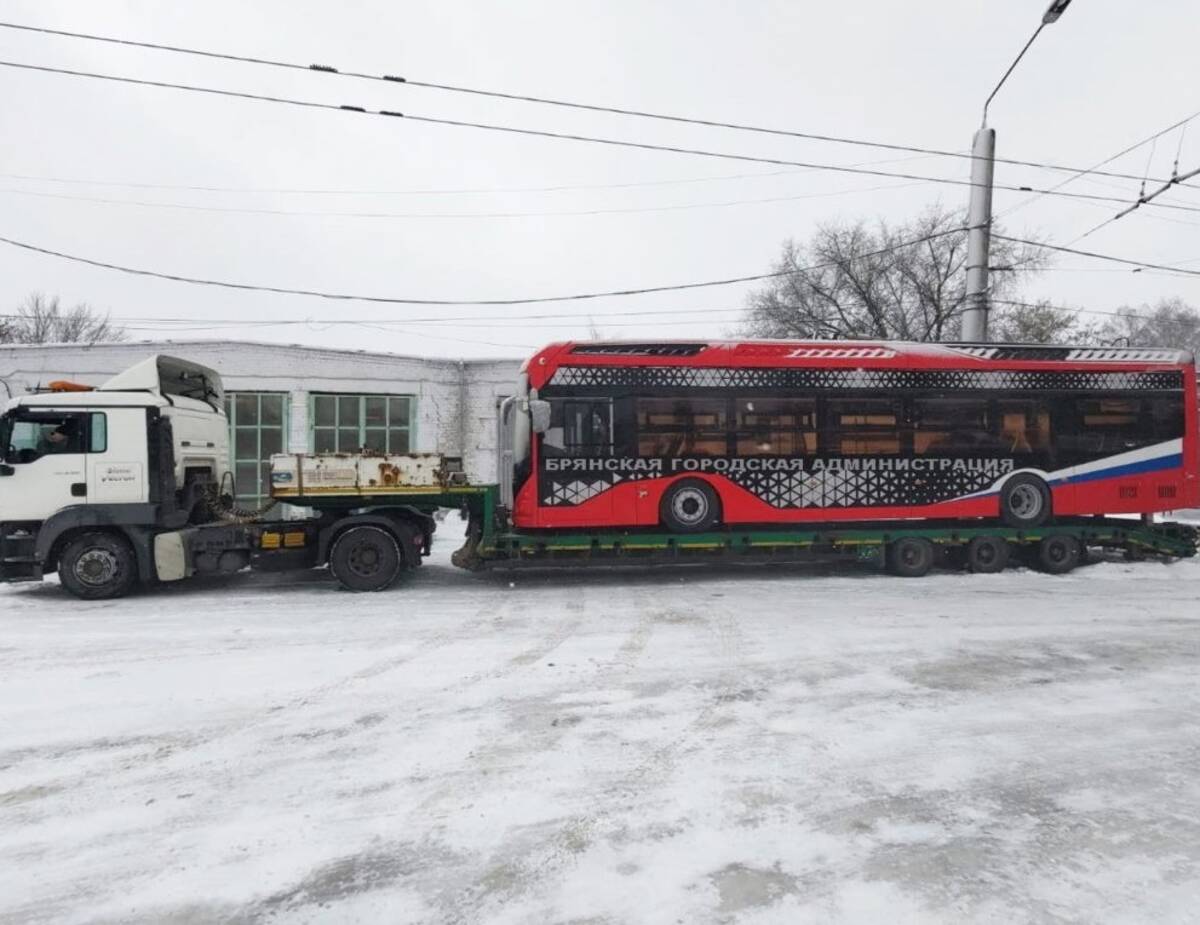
top-left (1037, 534), bottom-right (1081, 574)
top-left (58, 531), bottom-right (138, 600)
top-left (660, 478), bottom-right (720, 533)
top-left (329, 525), bottom-right (404, 592)
top-left (966, 535), bottom-right (1010, 573)
top-left (1000, 473), bottom-right (1052, 527)
top-left (886, 537), bottom-right (935, 578)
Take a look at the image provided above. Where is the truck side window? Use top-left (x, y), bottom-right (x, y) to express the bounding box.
top-left (7, 413), bottom-right (88, 463)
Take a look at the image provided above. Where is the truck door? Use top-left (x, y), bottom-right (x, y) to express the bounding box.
top-left (0, 410), bottom-right (97, 522)
top-left (84, 408), bottom-right (147, 504)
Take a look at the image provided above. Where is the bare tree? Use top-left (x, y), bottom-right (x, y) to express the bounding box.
top-left (1094, 297), bottom-right (1200, 353)
top-left (989, 299), bottom-right (1087, 345)
top-left (2, 293), bottom-right (126, 345)
top-left (742, 205), bottom-right (1054, 342)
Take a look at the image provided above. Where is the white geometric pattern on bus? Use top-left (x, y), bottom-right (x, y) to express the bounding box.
top-left (731, 466), bottom-right (998, 509)
top-left (548, 366), bottom-right (1182, 392)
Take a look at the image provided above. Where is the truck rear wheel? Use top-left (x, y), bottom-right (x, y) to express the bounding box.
top-left (58, 531), bottom-right (138, 600)
top-left (1037, 534), bottom-right (1081, 574)
top-left (886, 537), bottom-right (935, 578)
top-left (966, 535), bottom-right (1010, 573)
top-left (329, 525), bottom-right (405, 592)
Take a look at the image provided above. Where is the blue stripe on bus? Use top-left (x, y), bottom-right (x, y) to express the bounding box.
top-left (1054, 452), bottom-right (1183, 486)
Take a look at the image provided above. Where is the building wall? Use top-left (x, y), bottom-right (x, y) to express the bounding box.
top-left (0, 341), bottom-right (522, 483)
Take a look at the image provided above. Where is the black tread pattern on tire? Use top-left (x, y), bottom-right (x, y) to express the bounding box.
top-left (58, 531), bottom-right (137, 600)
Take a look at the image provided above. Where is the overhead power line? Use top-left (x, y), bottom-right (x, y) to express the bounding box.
top-left (0, 226), bottom-right (968, 306)
top-left (0, 19), bottom-right (1178, 188)
top-left (996, 107), bottom-right (1200, 221)
top-left (4, 60), bottom-right (1200, 216)
top-left (0, 179), bottom-right (928, 220)
top-left (1069, 162), bottom-right (1200, 243)
top-left (992, 235), bottom-right (1200, 278)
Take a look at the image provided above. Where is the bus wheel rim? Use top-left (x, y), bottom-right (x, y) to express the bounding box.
top-left (75, 549), bottom-right (118, 587)
top-left (672, 488), bottom-right (708, 524)
top-left (1010, 484), bottom-right (1043, 519)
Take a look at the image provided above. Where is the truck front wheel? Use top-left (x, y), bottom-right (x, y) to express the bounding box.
top-left (59, 531), bottom-right (138, 600)
top-left (329, 525), bottom-right (405, 592)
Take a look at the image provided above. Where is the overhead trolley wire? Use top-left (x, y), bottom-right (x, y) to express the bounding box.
top-left (0, 19), bottom-right (1179, 188)
top-left (0, 226), bottom-right (970, 306)
top-left (4, 60), bottom-right (1200, 216)
top-left (0, 179), bottom-right (928, 220)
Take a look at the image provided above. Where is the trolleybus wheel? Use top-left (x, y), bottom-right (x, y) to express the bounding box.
top-left (887, 537), bottom-right (935, 578)
top-left (1037, 534), bottom-right (1081, 574)
top-left (329, 525), bottom-right (404, 592)
top-left (1000, 474), bottom-right (1052, 527)
top-left (660, 479), bottom-right (720, 533)
top-left (58, 531), bottom-right (138, 600)
top-left (966, 535), bottom-right (1010, 573)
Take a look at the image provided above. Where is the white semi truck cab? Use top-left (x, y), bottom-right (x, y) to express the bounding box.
top-left (0, 355), bottom-right (231, 595)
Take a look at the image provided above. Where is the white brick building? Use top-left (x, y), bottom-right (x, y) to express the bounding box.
top-left (0, 341), bottom-right (522, 504)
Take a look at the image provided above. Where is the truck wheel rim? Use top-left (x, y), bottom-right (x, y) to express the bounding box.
top-left (1009, 484), bottom-right (1043, 520)
top-left (75, 549), bottom-right (118, 587)
top-left (671, 488), bottom-right (708, 525)
top-left (348, 542), bottom-right (383, 576)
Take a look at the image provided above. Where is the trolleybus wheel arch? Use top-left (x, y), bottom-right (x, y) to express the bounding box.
top-left (1000, 473), bottom-right (1052, 527)
top-left (966, 535), bottom-right (1010, 573)
top-left (660, 478), bottom-right (721, 533)
top-left (328, 524), bottom-right (405, 592)
top-left (886, 536), bottom-right (936, 578)
top-left (1037, 534), bottom-right (1081, 574)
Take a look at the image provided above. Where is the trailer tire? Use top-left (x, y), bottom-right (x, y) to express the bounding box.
top-left (1037, 534), bottom-right (1081, 574)
top-left (329, 525), bottom-right (404, 592)
top-left (58, 531), bottom-right (138, 600)
top-left (1000, 474), bottom-right (1052, 527)
top-left (660, 479), bottom-right (720, 533)
top-left (886, 537), bottom-right (935, 578)
top-left (966, 535), bottom-right (1010, 573)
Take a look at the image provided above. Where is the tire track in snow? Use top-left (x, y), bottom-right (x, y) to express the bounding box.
top-left (435, 594), bottom-right (752, 923)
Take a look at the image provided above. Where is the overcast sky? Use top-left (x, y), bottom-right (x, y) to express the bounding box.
top-left (2, 0), bottom-right (1199, 360)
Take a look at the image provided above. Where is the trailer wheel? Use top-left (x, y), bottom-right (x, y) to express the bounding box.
top-left (1000, 474), bottom-right (1052, 527)
top-left (329, 525), bottom-right (404, 592)
top-left (660, 479), bottom-right (720, 533)
top-left (58, 531), bottom-right (138, 600)
top-left (886, 537), bottom-right (935, 578)
top-left (966, 535), bottom-right (1010, 573)
top-left (1037, 534), bottom-right (1081, 574)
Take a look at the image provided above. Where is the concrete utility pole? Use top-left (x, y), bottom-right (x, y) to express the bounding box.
top-left (962, 0), bottom-right (1073, 343)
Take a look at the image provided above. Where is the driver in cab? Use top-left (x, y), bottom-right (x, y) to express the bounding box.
top-left (35, 423), bottom-right (76, 457)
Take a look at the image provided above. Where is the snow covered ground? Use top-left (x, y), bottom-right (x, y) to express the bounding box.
top-left (2, 524), bottom-right (1200, 924)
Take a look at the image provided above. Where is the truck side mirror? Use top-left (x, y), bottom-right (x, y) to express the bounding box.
top-left (0, 464), bottom-right (13, 477)
top-left (529, 400), bottom-right (552, 434)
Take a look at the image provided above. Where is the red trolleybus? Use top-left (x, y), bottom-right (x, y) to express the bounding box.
top-left (511, 340), bottom-right (1198, 532)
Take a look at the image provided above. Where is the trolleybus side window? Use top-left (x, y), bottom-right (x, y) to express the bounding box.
top-left (545, 399), bottom-right (613, 457)
top-left (735, 398), bottom-right (817, 456)
top-left (636, 398), bottom-right (727, 457)
top-left (996, 400), bottom-right (1051, 455)
top-left (826, 399), bottom-right (902, 455)
top-left (1058, 396), bottom-right (1183, 456)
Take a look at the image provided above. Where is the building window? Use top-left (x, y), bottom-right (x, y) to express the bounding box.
top-left (311, 394), bottom-right (412, 455)
top-left (224, 392), bottom-right (288, 507)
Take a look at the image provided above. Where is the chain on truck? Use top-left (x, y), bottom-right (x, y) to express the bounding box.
top-left (1, 347), bottom-right (1197, 600)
